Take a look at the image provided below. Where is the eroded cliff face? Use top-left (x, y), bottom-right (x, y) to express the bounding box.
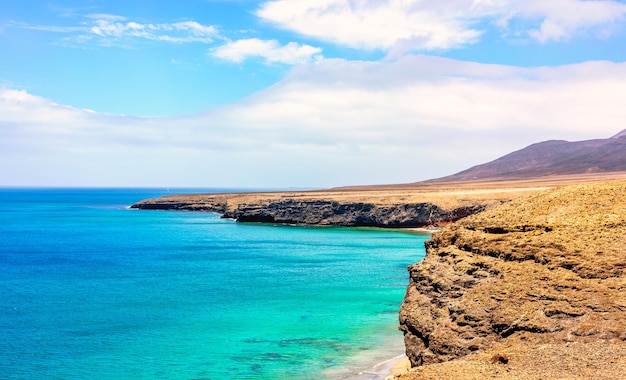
top-left (398, 180), bottom-right (626, 379)
top-left (132, 196), bottom-right (487, 228)
top-left (130, 194), bottom-right (230, 213)
top-left (222, 201), bottom-right (484, 227)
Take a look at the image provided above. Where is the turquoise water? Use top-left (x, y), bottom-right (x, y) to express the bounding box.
top-left (0, 189), bottom-right (427, 379)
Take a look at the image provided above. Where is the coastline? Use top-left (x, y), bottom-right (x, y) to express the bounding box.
top-left (128, 175), bottom-right (626, 378)
top-left (337, 227), bottom-right (429, 380)
top-left (400, 226), bottom-right (440, 235)
top-left (323, 334), bottom-right (409, 380)
top-left (340, 354), bottom-right (410, 380)
top-left (131, 198), bottom-right (429, 379)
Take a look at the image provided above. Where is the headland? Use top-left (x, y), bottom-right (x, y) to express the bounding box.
top-left (131, 172), bottom-right (626, 228)
top-left (132, 171), bottom-right (626, 379)
top-left (396, 179), bottom-right (626, 379)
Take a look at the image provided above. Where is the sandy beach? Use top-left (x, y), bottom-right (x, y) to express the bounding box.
top-left (345, 354), bottom-right (410, 380)
top-left (322, 335), bottom-right (410, 380)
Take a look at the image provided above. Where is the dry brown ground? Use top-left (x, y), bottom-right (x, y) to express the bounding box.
top-left (395, 341), bottom-right (626, 380)
top-left (395, 178), bottom-right (626, 380)
top-left (142, 172), bottom-right (626, 212)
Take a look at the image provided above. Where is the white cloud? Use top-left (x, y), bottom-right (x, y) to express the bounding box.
top-left (256, 0), bottom-right (626, 53)
top-left (0, 89), bottom-right (83, 124)
top-left (518, 0), bottom-right (626, 42)
top-left (15, 14), bottom-right (219, 46)
top-left (2, 56), bottom-right (626, 187)
top-left (87, 16), bottom-right (219, 44)
top-left (211, 38), bottom-right (323, 64)
top-left (218, 56), bottom-right (626, 144)
top-left (256, 0), bottom-right (489, 52)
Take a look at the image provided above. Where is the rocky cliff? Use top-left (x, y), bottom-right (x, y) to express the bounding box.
top-left (397, 180), bottom-right (626, 379)
top-left (221, 201), bottom-right (484, 227)
top-left (130, 194), bottom-right (229, 213)
top-left (133, 198), bottom-right (485, 228)
top-left (130, 189), bottom-right (506, 228)
top-left (130, 174), bottom-right (626, 229)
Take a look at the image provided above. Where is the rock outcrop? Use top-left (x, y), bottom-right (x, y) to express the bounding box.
top-left (130, 174), bottom-right (626, 229)
top-left (131, 191), bottom-right (496, 228)
top-left (222, 201), bottom-right (484, 227)
top-left (130, 195), bottom-right (229, 213)
top-left (397, 180), bottom-right (626, 379)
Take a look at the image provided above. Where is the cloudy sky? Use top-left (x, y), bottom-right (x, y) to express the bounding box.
top-left (2, 0), bottom-right (626, 188)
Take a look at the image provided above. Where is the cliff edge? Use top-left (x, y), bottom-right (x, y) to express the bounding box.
top-left (130, 186), bottom-right (519, 228)
top-left (397, 180), bottom-right (626, 379)
top-left (131, 174), bottom-right (626, 228)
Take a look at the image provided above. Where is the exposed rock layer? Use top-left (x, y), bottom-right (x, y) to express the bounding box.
top-left (132, 198), bottom-right (484, 227)
top-left (130, 187), bottom-right (514, 227)
top-left (131, 174), bottom-right (626, 229)
top-left (130, 195), bottom-right (229, 213)
top-left (222, 201), bottom-right (485, 227)
top-left (397, 180), bottom-right (626, 379)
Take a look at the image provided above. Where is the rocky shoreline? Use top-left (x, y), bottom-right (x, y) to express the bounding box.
top-left (132, 197), bottom-right (484, 227)
top-left (224, 201), bottom-right (486, 228)
top-left (131, 177), bottom-right (626, 379)
top-left (129, 183), bottom-right (539, 228)
top-left (131, 174), bottom-right (626, 228)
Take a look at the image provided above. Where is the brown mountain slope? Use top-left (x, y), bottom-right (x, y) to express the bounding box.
top-left (430, 129), bottom-right (626, 182)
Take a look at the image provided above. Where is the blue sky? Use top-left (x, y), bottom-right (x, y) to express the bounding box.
top-left (2, 0), bottom-right (626, 187)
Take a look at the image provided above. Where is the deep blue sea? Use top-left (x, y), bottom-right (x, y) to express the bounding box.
top-left (0, 188), bottom-right (427, 379)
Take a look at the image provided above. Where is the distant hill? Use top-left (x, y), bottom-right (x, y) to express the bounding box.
top-left (430, 129), bottom-right (626, 182)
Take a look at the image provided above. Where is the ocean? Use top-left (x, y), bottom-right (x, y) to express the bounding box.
top-left (0, 188), bottom-right (427, 379)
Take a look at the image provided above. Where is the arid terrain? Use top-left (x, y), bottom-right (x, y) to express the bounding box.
top-left (133, 171), bottom-right (626, 379)
top-left (132, 172), bottom-right (626, 227)
top-left (428, 129), bottom-right (626, 182)
top-left (396, 179), bottom-right (626, 379)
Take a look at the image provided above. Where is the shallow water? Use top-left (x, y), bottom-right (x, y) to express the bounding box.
top-left (0, 188), bottom-right (427, 379)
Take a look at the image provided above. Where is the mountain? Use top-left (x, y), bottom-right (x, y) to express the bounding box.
top-left (431, 129), bottom-right (626, 182)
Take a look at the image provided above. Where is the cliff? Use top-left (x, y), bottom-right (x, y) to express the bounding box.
top-left (130, 176), bottom-right (613, 228)
top-left (130, 186), bottom-right (521, 228)
top-left (221, 201), bottom-right (485, 227)
top-left (131, 174), bottom-right (626, 229)
top-left (397, 180), bottom-right (626, 379)
top-left (133, 198), bottom-right (484, 228)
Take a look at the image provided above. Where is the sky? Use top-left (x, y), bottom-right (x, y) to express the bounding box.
top-left (2, 0), bottom-right (626, 188)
